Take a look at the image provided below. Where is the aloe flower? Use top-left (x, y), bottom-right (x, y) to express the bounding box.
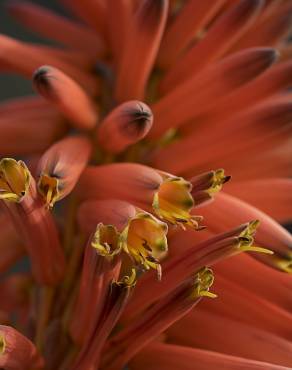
top-left (0, 0), bottom-right (291, 369)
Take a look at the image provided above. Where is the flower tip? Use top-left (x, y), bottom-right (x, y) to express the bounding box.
top-left (37, 173), bottom-right (59, 209)
top-left (131, 102), bottom-right (153, 123)
top-left (33, 65), bottom-right (52, 87)
top-left (120, 101), bottom-right (153, 142)
top-left (33, 65), bottom-right (57, 100)
top-left (261, 47), bottom-right (280, 65)
top-left (91, 223), bottom-right (121, 258)
top-left (116, 268), bottom-right (137, 288)
top-left (191, 267), bottom-right (216, 299)
top-left (222, 175), bottom-right (232, 184)
top-left (208, 169), bottom-right (231, 194)
top-left (237, 220), bottom-right (273, 255)
top-left (190, 169), bottom-right (230, 208)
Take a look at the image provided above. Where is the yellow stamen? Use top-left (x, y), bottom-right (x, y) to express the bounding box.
top-left (153, 175), bottom-right (200, 229)
top-left (206, 169), bottom-right (231, 195)
top-left (238, 220), bottom-right (273, 255)
top-left (191, 267), bottom-right (217, 299)
top-left (0, 158), bottom-right (30, 202)
top-left (266, 254), bottom-right (292, 273)
top-left (119, 211), bottom-right (168, 276)
top-left (91, 223), bottom-right (121, 258)
top-left (116, 268), bottom-right (137, 287)
top-left (38, 174), bottom-right (59, 208)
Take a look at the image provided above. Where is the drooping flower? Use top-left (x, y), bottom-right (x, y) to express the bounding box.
top-left (0, 0), bottom-right (291, 370)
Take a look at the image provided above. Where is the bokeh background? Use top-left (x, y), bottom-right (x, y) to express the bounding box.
top-left (0, 0), bottom-right (62, 99)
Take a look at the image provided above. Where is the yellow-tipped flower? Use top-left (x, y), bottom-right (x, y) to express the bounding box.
top-left (153, 174), bottom-right (201, 229)
top-left (120, 211), bottom-right (168, 277)
top-left (78, 163), bottom-right (203, 229)
top-left (78, 199), bottom-right (168, 277)
top-left (91, 223), bottom-right (121, 258)
top-left (0, 158), bottom-right (30, 202)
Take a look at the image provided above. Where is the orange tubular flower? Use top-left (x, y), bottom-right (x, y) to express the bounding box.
top-left (115, 0), bottom-right (168, 102)
top-left (198, 192), bottom-right (292, 272)
top-left (36, 135), bottom-right (92, 208)
top-left (69, 233), bottom-right (122, 348)
top-left (0, 158), bottom-right (65, 284)
top-left (0, 0), bottom-right (291, 370)
top-left (77, 199), bottom-right (168, 275)
top-left (33, 66), bottom-right (99, 130)
top-left (96, 101), bottom-right (153, 154)
top-left (103, 268), bottom-right (216, 370)
top-left (78, 163), bottom-right (203, 229)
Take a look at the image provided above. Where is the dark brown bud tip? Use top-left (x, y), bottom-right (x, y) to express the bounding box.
top-left (33, 66), bottom-right (54, 98)
top-left (125, 102), bottom-right (153, 137)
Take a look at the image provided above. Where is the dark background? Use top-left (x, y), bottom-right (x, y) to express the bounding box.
top-left (0, 0), bottom-right (63, 100)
